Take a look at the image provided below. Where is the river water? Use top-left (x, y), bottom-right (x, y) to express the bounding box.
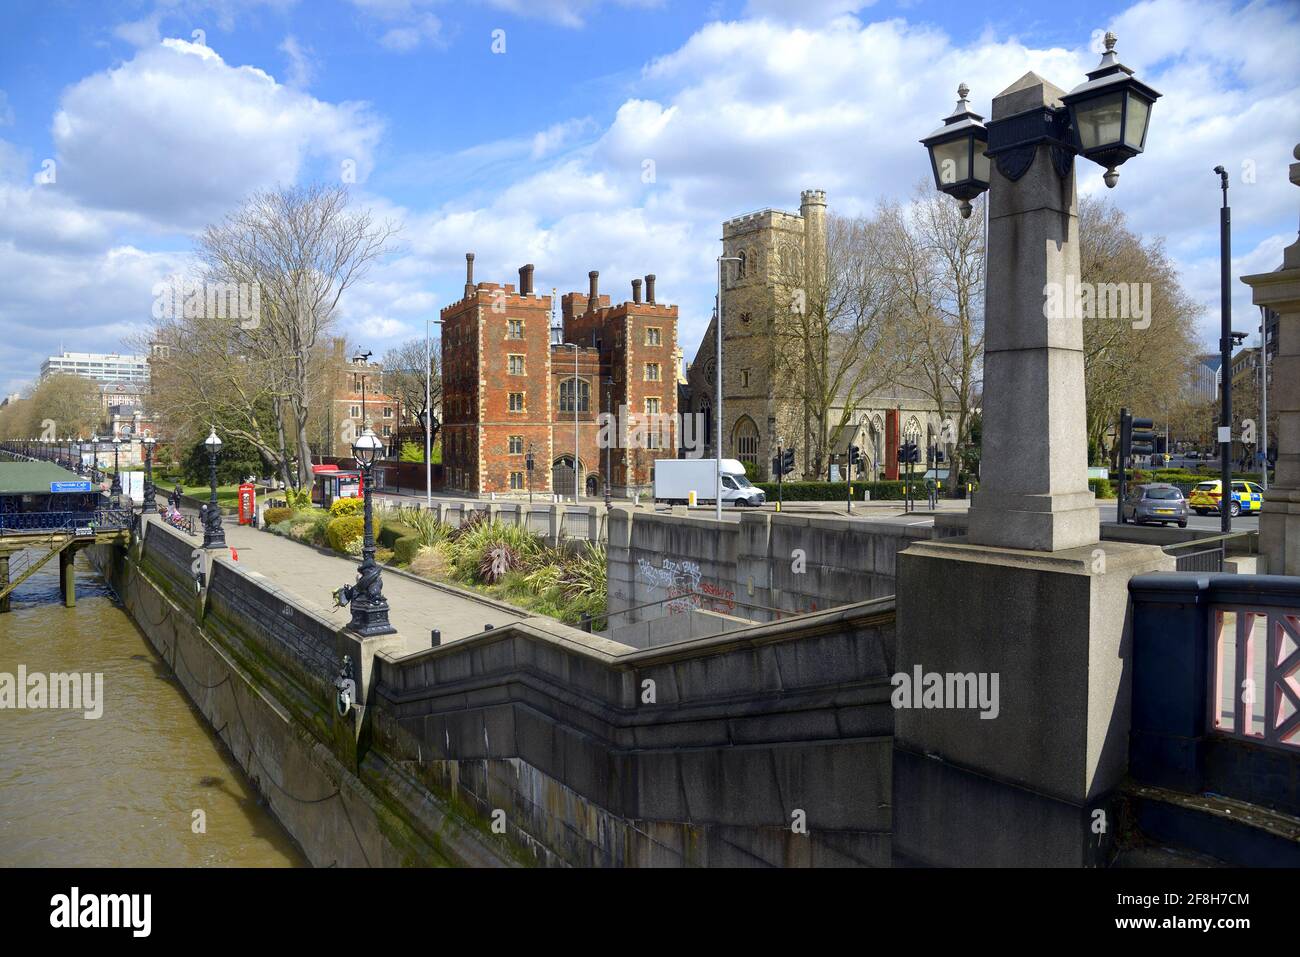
top-left (0, 550), bottom-right (305, 867)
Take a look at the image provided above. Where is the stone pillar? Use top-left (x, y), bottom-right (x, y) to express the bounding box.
top-left (1241, 144), bottom-right (1300, 576)
top-left (967, 75), bottom-right (1097, 552)
top-left (893, 73), bottom-right (1174, 867)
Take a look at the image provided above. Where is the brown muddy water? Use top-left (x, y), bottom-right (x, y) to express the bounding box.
top-left (0, 550), bottom-right (305, 866)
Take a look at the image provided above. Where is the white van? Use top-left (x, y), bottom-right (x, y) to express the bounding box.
top-left (653, 458), bottom-right (766, 507)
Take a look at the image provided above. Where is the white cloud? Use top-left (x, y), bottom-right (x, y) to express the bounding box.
top-left (330, 0), bottom-right (1300, 365)
top-left (480, 0), bottom-right (664, 29)
top-left (278, 34), bottom-right (317, 88)
top-left (6, 0), bottom-right (1299, 393)
top-left (345, 0), bottom-right (444, 49)
top-left (742, 0), bottom-right (875, 22)
top-left (48, 38), bottom-right (383, 229)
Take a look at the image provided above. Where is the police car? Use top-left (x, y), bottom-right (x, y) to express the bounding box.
top-left (1188, 479), bottom-right (1264, 517)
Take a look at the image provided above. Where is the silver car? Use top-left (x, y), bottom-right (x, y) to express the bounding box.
top-left (1122, 483), bottom-right (1188, 527)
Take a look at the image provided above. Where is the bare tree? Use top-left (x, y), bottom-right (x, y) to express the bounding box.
top-left (878, 185), bottom-right (986, 482)
top-left (382, 336), bottom-right (442, 457)
top-left (759, 213), bottom-right (910, 477)
top-left (195, 184), bottom-right (398, 487)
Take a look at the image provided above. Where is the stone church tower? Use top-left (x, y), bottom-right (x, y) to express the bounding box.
top-left (686, 189), bottom-right (828, 479)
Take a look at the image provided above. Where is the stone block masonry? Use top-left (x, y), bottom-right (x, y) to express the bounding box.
top-left (606, 506), bottom-right (930, 628)
top-left (92, 515), bottom-right (902, 867)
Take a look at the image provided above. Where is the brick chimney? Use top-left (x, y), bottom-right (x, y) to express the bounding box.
top-left (631, 278), bottom-right (642, 303)
top-left (518, 263), bottom-right (534, 296)
top-left (587, 270), bottom-right (599, 312)
top-left (644, 274), bottom-right (656, 304)
top-left (464, 253), bottom-right (475, 299)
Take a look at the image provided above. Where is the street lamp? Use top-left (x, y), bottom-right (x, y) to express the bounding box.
top-left (336, 426), bottom-right (395, 636)
top-left (110, 435), bottom-right (123, 497)
top-left (202, 428), bottom-right (227, 550)
top-left (142, 435), bottom-right (157, 512)
top-left (716, 256), bottom-right (743, 520)
top-left (1060, 32), bottom-right (1161, 188)
top-left (920, 83), bottom-right (991, 218)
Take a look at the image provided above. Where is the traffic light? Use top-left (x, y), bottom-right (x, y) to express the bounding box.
top-left (848, 445), bottom-right (860, 468)
top-left (1120, 409), bottom-right (1156, 461)
top-left (897, 441), bottom-right (920, 465)
top-left (774, 447), bottom-right (796, 477)
top-left (525, 452), bottom-right (535, 472)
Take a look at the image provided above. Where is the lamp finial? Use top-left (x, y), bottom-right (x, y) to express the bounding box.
top-left (1103, 31), bottom-right (1117, 52)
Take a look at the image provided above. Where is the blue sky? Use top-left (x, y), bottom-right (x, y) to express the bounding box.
top-left (1, 0), bottom-right (1298, 395)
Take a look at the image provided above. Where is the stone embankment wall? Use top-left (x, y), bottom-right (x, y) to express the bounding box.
top-left (608, 507), bottom-right (930, 626)
top-left (95, 516), bottom-right (899, 867)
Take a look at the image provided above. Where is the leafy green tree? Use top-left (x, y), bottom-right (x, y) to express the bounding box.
top-left (181, 428), bottom-right (265, 486)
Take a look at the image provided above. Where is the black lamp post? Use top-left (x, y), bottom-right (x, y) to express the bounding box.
top-left (202, 428), bottom-right (227, 549)
top-left (142, 435), bottom-right (157, 512)
top-left (110, 435), bottom-right (123, 496)
top-left (336, 426), bottom-right (395, 636)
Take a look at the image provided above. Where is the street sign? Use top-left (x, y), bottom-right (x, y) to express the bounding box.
top-left (50, 481), bottom-right (92, 493)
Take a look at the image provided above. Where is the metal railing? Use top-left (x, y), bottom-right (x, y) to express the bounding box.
top-left (0, 509), bottom-right (134, 533)
top-left (1161, 531), bottom-right (1255, 573)
top-left (1210, 605), bottom-right (1300, 753)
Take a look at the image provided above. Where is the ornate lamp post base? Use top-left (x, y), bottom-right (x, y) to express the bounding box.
top-left (346, 594), bottom-right (396, 637)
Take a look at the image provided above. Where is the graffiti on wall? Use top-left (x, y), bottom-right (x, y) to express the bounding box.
top-left (637, 557), bottom-right (735, 615)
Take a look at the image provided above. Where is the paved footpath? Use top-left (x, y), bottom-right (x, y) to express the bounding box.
top-left (218, 522), bottom-right (526, 657)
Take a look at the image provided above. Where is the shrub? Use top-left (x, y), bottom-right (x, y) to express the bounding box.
top-left (286, 487), bottom-right (313, 510)
top-left (451, 518), bottom-right (545, 574)
top-left (479, 544), bottom-right (521, 584)
top-left (408, 542), bottom-right (452, 579)
top-left (329, 497), bottom-right (364, 518)
top-left (289, 508), bottom-right (332, 545)
top-left (326, 515), bottom-right (365, 552)
top-left (396, 506), bottom-right (451, 547)
top-left (377, 522), bottom-right (416, 549)
top-left (263, 506), bottom-right (293, 526)
top-left (269, 519), bottom-right (294, 537)
top-left (450, 508), bottom-right (488, 540)
top-left (1089, 478), bottom-right (1116, 499)
top-left (392, 535), bottom-right (423, 565)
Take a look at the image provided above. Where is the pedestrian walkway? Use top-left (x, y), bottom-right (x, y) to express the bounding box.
top-left (218, 522), bottom-right (526, 657)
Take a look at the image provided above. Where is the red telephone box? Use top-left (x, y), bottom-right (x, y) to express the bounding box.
top-left (237, 482), bottom-right (257, 525)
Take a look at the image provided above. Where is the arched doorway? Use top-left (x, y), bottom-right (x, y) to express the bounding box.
top-left (585, 474), bottom-right (599, 497)
top-left (552, 456), bottom-right (582, 498)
